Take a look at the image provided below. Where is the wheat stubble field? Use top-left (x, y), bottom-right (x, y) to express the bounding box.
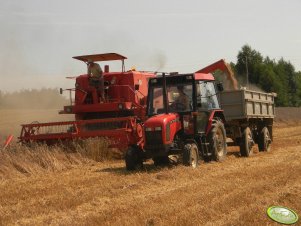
top-left (0, 108), bottom-right (300, 225)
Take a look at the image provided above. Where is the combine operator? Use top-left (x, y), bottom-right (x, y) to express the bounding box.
top-left (87, 60), bottom-right (105, 102)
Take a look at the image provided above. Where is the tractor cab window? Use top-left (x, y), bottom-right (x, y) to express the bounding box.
top-left (168, 84), bottom-right (192, 112)
top-left (150, 87), bottom-right (164, 114)
top-left (148, 83), bottom-right (193, 115)
top-left (196, 81), bottom-right (219, 110)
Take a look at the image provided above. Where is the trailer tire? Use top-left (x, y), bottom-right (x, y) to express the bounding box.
top-left (183, 143), bottom-right (199, 168)
top-left (240, 127), bottom-right (254, 157)
top-left (125, 146), bottom-right (143, 171)
top-left (258, 127), bottom-right (271, 152)
top-left (208, 119), bottom-right (227, 162)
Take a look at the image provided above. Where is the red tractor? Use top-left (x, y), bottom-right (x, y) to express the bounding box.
top-left (125, 71), bottom-right (227, 170)
top-left (19, 53), bottom-right (155, 151)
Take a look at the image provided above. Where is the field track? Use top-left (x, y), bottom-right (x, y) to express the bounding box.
top-left (0, 108), bottom-right (300, 225)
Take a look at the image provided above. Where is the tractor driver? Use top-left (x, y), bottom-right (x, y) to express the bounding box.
top-left (87, 60), bottom-right (105, 102)
top-left (171, 85), bottom-right (190, 111)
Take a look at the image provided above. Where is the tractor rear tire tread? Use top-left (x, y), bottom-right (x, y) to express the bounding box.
top-left (208, 119), bottom-right (227, 162)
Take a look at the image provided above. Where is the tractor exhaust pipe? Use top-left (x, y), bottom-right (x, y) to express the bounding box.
top-left (162, 73), bottom-right (169, 114)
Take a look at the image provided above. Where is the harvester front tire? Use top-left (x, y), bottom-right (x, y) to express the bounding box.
top-left (240, 127), bottom-right (254, 157)
top-left (208, 119), bottom-right (227, 162)
top-left (125, 146), bottom-right (143, 171)
top-left (183, 143), bottom-right (199, 168)
top-left (258, 127), bottom-right (271, 152)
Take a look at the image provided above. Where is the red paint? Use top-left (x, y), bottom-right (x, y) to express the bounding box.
top-left (144, 113), bottom-right (181, 144)
top-left (194, 73), bottom-right (215, 81)
top-left (3, 135), bottom-right (13, 149)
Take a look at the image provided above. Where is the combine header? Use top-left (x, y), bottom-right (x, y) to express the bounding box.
top-left (19, 53), bottom-right (155, 151)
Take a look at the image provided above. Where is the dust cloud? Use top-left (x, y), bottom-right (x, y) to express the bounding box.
top-left (0, 89), bottom-right (68, 109)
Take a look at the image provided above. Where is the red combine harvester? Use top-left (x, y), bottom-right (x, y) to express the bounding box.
top-left (19, 53), bottom-right (155, 151)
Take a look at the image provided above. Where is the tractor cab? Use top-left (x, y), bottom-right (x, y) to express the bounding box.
top-left (145, 73), bottom-right (223, 137)
top-left (126, 72), bottom-right (227, 170)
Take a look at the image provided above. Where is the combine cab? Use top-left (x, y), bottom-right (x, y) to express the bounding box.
top-left (19, 53), bottom-right (155, 151)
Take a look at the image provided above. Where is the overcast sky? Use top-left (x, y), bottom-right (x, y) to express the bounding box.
top-left (0, 0), bottom-right (301, 92)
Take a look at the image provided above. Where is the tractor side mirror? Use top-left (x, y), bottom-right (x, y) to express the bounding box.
top-left (135, 84), bottom-right (140, 90)
top-left (216, 83), bottom-right (224, 92)
top-left (59, 88), bottom-right (63, 94)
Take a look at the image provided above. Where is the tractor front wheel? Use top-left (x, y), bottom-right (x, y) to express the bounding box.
top-left (125, 146), bottom-right (143, 171)
top-left (183, 143), bottom-right (199, 168)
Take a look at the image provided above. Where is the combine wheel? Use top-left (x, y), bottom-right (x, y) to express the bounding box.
top-left (208, 119), bottom-right (227, 162)
top-left (183, 143), bottom-right (199, 168)
top-left (125, 146), bottom-right (143, 171)
top-left (258, 127), bottom-right (271, 152)
top-left (240, 127), bottom-right (254, 157)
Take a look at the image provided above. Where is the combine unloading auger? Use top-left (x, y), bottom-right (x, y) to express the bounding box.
top-left (196, 59), bottom-right (238, 90)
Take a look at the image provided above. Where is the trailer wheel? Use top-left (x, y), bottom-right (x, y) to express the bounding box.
top-left (183, 143), bottom-right (199, 168)
top-left (125, 146), bottom-right (143, 171)
top-left (208, 120), bottom-right (227, 162)
top-left (258, 127), bottom-right (271, 152)
top-left (240, 127), bottom-right (254, 157)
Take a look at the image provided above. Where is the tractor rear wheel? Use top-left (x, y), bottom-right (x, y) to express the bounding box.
top-left (240, 127), bottom-right (254, 157)
top-left (258, 127), bottom-right (271, 152)
top-left (125, 146), bottom-right (143, 171)
top-left (183, 143), bottom-right (199, 168)
top-left (208, 119), bottom-right (227, 162)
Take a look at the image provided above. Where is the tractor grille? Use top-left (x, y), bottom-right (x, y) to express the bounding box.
top-left (145, 131), bottom-right (163, 145)
top-left (84, 121), bottom-right (124, 131)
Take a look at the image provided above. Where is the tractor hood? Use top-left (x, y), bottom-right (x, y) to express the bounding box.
top-left (144, 113), bottom-right (182, 145)
top-left (144, 113), bottom-right (179, 128)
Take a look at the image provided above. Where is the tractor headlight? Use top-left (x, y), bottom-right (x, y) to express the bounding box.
top-left (65, 106), bottom-right (72, 113)
top-left (145, 127), bottom-right (152, 131)
top-left (118, 103), bottom-right (123, 109)
top-left (154, 126), bottom-right (162, 131)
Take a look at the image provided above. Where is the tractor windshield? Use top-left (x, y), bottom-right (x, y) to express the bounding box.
top-left (148, 83), bottom-right (193, 115)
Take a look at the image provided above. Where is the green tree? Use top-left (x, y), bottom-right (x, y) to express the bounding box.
top-left (234, 45), bottom-right (301, 107)
top-left (236, 44), bottom-right (263, 85)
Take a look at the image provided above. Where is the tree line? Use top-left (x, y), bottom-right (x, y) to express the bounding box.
top-left (231, 45), bottom-right (301, 107)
